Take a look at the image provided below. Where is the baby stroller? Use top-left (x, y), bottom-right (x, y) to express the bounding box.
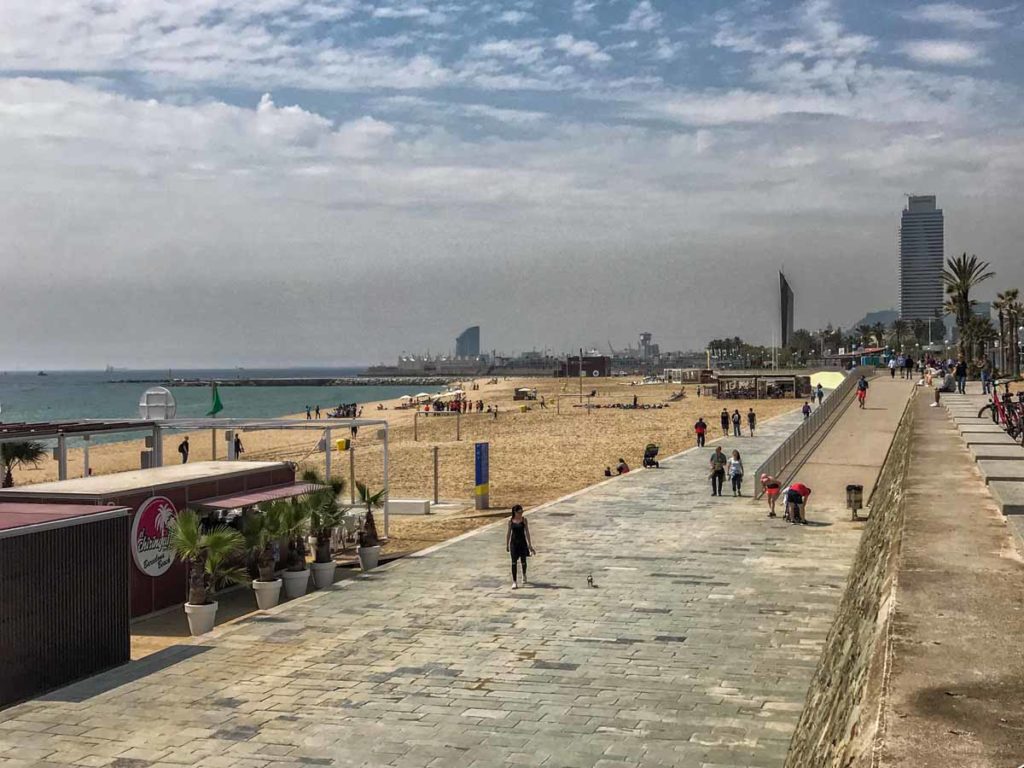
top-left (642, 443), bottom-right (660, 468)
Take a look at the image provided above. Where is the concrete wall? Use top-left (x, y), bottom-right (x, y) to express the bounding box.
top-left (784, 391), bottom-right (917, 767)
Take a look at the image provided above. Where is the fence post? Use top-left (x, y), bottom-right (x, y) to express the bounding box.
top-left (433, 446), bottom-right (439, 504)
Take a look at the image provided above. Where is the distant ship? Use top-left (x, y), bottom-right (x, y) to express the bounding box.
top-left (37, 371), bottom-right (47, 376)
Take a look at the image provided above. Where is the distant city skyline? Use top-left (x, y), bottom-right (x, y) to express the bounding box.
top-left (1, 1), bottom-right (1023, 369)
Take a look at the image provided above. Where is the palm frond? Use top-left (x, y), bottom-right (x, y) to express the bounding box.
top-left (168, 509), bottom-right (203, 562)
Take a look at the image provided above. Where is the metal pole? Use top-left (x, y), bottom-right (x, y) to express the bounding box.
top-left (211, 428), bottom-right (216, 460)
top-left (82, 436), bottom-right (90, 478)
top-left (579, 347), bottom-right (584, 403)
top-left (349, 445), bottom-right (356, 504)
top-left (433, 445), bottom-right (439, 505)
top-left (456, 410), bottom-right (461, 441)
top-left (152, 425), bottom-right (163, 467)
top-left (57, 433), bottom-right (68, 481)
top-left (325, 428), bottom-right (332, 481)
top-left (414, 411), bottom-right (418, 442)
top-left (382, 426), bottom-right (390, 539)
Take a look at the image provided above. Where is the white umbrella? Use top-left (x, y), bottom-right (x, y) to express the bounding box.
top-left (399, 394), bottom-right (414, 401)
top-left (415, 392), bottom-right (432, 399)
top-left (449, 389), bottom-right (465, 395)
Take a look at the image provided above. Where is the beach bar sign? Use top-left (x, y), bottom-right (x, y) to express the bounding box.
top-left (474, 442), bottom-right (489, 510)
top-left (131, 496), bottom-right (177, 577)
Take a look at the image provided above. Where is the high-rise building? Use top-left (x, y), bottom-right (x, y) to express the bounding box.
top-left (899, 195), bottom-right (944, 321)
top-left (455, 326), bottom-right (480, 358)
top-left (780, 272), bottom-right (794, 347)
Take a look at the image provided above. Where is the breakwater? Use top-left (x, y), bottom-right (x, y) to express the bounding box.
top-left (109, 376), bottom-right (455, 387)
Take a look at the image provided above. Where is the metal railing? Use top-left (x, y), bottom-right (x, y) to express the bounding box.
top-left (754, 366), bottom-right (873, 492)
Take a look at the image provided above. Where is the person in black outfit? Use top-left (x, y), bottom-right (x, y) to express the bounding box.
top-left (506, 504), bottom-right (535, 589)
top-left (720, 408), bottom-right (730, 436)
top-left (747, 408), bottom-right (757, 436)
top-left (234, 435), bottom-right (244, 458)
top-left (177, 437), bottom-right (189, 464)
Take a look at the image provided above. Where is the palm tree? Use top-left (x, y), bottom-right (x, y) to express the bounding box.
top-left (168, 509), bottom-right (246, 605)
top-left (942, 253), bottom-right (995, 360)
top-left (1008, 293), bottom-right (1023, 377)
top-left (891, 319), bottom-right (909, 351)
top-left (871, 322), bottom-right (887, 348)
top-left (855, 324), bottom-right (873, 347)
top-left (1, 441), bottom-right (46, 488)
top-left (300, 470), bottom-right (346, 564)
top-left (356, 481), bottom-right (386, 548)
top-left (276, 499), bottom-right (311, 571)
top-left (243, 503), bottom-right (284, 581)
top-left (993, 290), bottom-right (1013, 372)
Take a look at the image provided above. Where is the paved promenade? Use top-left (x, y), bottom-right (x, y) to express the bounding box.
top-left (0, 388), bottom-right (904, 768)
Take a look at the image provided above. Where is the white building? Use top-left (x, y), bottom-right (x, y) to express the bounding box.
top-left (899, 195), bottom-right (944, 321)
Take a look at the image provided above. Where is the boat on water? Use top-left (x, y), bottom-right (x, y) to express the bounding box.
top-left (37, 371), bottom-right (47, 376)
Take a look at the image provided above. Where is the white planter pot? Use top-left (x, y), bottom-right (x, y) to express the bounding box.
top-left (252, 578), bottom-right (283, 610)
top-left (310, 561), bottom-right (337, 589)
top-left (184, 601), bottom-right (218, 636)
top-left (281, 569), bottom-right (310, 599)
top-left (357, 545), bottom-right (381, 572)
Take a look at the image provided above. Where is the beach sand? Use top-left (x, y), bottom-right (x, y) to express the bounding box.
top-left (9, 377), bottom-right (802, 553)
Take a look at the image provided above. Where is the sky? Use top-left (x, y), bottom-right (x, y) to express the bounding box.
top-left (1, 0), bottom-right (1023, 369)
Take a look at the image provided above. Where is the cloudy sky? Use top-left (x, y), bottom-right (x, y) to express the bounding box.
top-left (1, 0), bottom-right (1022, 368)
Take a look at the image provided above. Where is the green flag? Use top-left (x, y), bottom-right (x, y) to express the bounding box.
top-left (207, 383), bottom-right (224, 417)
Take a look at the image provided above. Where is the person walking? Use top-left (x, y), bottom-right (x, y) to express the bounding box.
top-left (816, 383), bottom-right (825, 406)
top-left (888, 357), bottom-right (897, 379)
top-left (709, 446), bottom-right (727, 497)
top-left (856, 375), bottom-right (869, 409)
top-left (955, 357), bottom-right (968, 394)
top-left (506, 504), bottom-right (535, 589)
top-left (720, 408), bottom-right (730, 436)
top-left (315, 405), bottom-right (321, 419)
top-left (177, 436), bottom-right (189, 464)
top-left (727, 450), bottom-right (744, 496)
top-left (694, 417), bottom-right (707, 447)
top-left (904, 355), bottom-right (914, 379)
top-left (233, 435), bottom-right (244, 458)
top-left (305, 405), bottom-right (312, 420)
top-left (801, 401), bottom-right (812, 419)
top-left (731, 409), bottom-right (742, 437)
top-left (760, 473), bottom-right (780, 517)
top-left (747, 407), bottom-right (757, 436)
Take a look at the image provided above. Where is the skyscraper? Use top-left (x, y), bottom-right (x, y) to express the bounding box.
top-left (455, 326), bottom-right (480, 358)
top-left (780, 272), bottom-right (794, 348)
top-left (899, 195), bottom-right (944, 321)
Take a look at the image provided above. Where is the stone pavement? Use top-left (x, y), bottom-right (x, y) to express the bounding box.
top-left (0, 395), bottom-right (903, 768)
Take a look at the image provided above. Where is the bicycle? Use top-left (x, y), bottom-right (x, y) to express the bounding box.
top-left (978, 382), bottom-right (1024, 442)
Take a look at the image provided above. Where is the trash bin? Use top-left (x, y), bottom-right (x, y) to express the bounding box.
top-left (846, 484), bottom-right (864, 520)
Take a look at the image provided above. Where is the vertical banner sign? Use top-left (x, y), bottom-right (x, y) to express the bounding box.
top-left (474, 442), bottom-right (489, 510)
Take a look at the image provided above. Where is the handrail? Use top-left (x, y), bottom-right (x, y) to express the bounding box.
top-left (753, 366), bottom-right (874, 494)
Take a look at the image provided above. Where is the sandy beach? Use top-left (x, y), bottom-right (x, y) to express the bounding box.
top-left (9, 377), bottom-right (802, 553)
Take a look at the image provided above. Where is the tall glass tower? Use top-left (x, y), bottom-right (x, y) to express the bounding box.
top-left (899, 196), bottom-right (944, 321)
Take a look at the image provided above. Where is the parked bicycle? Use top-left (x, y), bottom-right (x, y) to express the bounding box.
top-left (977, 382), bottom-right (1024, 442)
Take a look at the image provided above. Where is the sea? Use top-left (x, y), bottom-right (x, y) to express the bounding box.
top-left (0, 367), bottom-right (439, 443)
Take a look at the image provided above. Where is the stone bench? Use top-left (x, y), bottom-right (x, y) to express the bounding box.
top-left (969, 444), bottom-right (1024, 462)
top-left (959, 424), bottom-right (1010, 435)
top-left (388, 499), bottom-right (431, 515)
top-left (977, 460), bottom-right (1024, 484)
top-left (964, 434), bottom-right (1018, 447)
top-left (989, 482), bottom-right (1024, 515)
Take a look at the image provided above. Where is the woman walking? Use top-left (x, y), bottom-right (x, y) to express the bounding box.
top-left (760, 473), bottom-right (780, 517)
top-left (728, 450), bottom-right (744, 496)
top-left (506, 504), bottom-right (535, 589)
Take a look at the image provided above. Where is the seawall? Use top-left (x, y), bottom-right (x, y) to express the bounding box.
top-left (784, 389), bottom-right (917, 767)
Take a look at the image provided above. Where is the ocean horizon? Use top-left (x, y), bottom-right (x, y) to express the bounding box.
top-left (0, 367), bottom-right (442, 436)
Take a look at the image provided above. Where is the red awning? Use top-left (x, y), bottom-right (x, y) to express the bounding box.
top-left (195, 482), bottom-right (326, 511)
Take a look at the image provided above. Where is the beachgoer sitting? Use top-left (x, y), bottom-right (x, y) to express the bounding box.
top-left (616, 458), bottom-right (630, 474)
top-left (604, 467), bottom-right (613, 477)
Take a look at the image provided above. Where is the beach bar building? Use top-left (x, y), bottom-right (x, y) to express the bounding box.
top-left (715, 372), bottom-right (812, 399)
top-left (0, 461), bottom-right (297, 618)
top-left (0, 502), bottom-right (131, 707)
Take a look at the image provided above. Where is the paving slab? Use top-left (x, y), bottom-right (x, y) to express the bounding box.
top-left (977, 460), bottom-right (1024, 483)
top-left (969, 444), bottom-right (1024, 462)
top-left (989, 481), bottom-right (1024, 515)
top-left (964, 433), bottom-right (1019, 447)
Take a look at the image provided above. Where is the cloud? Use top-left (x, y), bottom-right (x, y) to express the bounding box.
top-left (618, 1), bottom-right (662, 32)
top-left (571, 0), bottom-right (598, 24)
top-left (553, 34), bottom-right (611, 63)
top-left (900, 39), bottom-right (988, 65)
top-left (497, 10), bottom-right (532, 25)
top-left (902, 3), bottom-right (1003, 30)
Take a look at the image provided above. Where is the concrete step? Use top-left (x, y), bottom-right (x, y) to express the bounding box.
top-left (977, 460), bottom-right (1024, 484)
top-left (969, 445), bottom-right (1024, 462)
top-left (964, 434), bottom-right (1019, 447)
top-left (959, 424), bottom-right (1010, 435)
top-left (989, 481), bottom-right (1024, 515)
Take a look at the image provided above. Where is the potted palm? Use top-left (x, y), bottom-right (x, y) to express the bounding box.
top-left (1, 441), bottom-right (46, 488)
top-left (168, 509), bottom-right (246, 635)
top-left (303, 471), bottom-right (346, 589)
top-left (279, 499), bottom-right (311, 599)
top-left (243, 504), bottom-right (284, 610)
top-left (355, 482), bottom-right (385, 571)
